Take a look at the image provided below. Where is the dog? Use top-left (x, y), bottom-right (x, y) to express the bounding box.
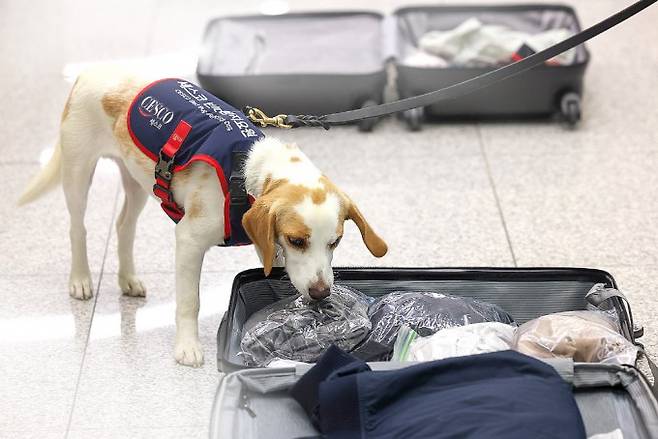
top-left (18, 66), bottom-right (388, 366)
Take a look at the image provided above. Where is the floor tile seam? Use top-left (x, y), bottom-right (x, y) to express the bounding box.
top-left (475, 124), bottom-right (518, 267)
top-left (64, 184), bottom-right (120, 438)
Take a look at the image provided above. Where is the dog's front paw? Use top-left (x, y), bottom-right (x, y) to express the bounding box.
top-left (69, 274), bottom-right (93, 300)
top-left (119, 273), bottom-right (146, 297)
top-left (175, 338), bottom-right (204, 367)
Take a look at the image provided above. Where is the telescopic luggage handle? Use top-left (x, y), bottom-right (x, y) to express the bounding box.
top-left (244, 0), bottom-right (657, 130)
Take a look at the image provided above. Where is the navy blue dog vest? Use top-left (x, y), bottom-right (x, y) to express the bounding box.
top-left (127, 79), bottom-right (264, 246)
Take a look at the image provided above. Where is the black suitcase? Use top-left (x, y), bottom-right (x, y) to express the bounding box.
top-left (212, 267), bottom-right (658, 438)
top-left (393, 4), bottom-right (589, 130)
top-left (196, 11), bottom-right (388, 132)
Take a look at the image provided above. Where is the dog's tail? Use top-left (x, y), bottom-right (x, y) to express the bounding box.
top-left (18, 140), bottom-right (63, 206)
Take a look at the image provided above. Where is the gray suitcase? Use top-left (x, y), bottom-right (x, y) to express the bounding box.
top-left (393, 4), bottom-right (589, 130)
top-left (211, 360), bottom-right (658, 438)
top-left (211, 267), bottom-right (658, 438)
top-left (196, 11), bottom-right (388, 132)
top-left (197, 6), bottom-right (588, 132)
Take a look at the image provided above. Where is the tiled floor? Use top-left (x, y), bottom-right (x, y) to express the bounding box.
top-left (1, 0), bottom-right (657, 438)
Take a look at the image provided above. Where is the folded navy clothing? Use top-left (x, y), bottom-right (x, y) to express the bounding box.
top-left (291, 347), bottom-right (586, 439)
top-left (352, 291), bottom-right (516, 361)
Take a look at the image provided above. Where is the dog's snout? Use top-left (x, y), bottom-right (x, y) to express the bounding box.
top-left (308, 281), bottom-right (330, 300)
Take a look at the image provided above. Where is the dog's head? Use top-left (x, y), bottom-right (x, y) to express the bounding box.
top-left (242, 176), bottom-right (387, 300)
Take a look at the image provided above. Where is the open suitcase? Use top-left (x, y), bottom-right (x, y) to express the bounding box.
top-left (393, 4), bottom-right (589, 130)
top-left (196, 12), bottom-right (388, 132)
top-left (211, 267), bottom-right (658, 438)
top-left (197, 5), bottom-right (588, 132)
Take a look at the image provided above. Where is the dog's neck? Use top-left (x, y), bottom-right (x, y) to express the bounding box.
top-left (243, 137), bottom-right (323, 197)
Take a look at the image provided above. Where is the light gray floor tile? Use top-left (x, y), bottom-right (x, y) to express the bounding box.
top-left (1, 431), bottom-right (67, 439)
top-left (67, 425), bottom-right (207, 439)
top-left (481, 134), bottom-right (658, 267)
top-left (0, 274), bottom-right (98, 434)
top-left (68, 271), bottom-right (233, 432)
top-left (1, 163), bottom-right (120, 275)
top-left (0, 75), bottom-right (73, 164)
top-left (0, 0), bottom-right (156, 79)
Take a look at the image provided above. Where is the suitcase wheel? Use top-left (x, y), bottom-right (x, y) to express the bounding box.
top-left (403, 107), bottom-right (423, 132)
top-left (560, 92), bottom-right (581, 128)
top-left (358, 100), bottom-right (380, 132)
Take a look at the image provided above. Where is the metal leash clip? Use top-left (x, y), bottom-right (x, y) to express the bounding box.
top-left (244, 106), bottom-right (292, 129)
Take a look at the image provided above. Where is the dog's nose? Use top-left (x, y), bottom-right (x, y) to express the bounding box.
top-left (308, 282), bottom-right (330, 300)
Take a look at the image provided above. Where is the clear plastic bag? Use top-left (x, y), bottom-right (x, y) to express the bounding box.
top-left (392, 322), bottom-right (516, 362)
top-left (513, 311), bottom-right (638, 365)
top-left (239, 285), bottom-right (372, 367)
top-left (352, 291), bottom-right (516, 361)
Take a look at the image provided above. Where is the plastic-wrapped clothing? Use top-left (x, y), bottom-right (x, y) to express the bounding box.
top-left (392, 322), bottom-right (516, 362)
top-left (513, 311), bottom-right (638, 365)
top-left (290, 346), bottom-right (586, 439)
top-left (415, 18), bottom-right (576, 67)
top-left (240, 285), bottom-right (372, 366)
top-left (352, 291), bottom-right (515, 361)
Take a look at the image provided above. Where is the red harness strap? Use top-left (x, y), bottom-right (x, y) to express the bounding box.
top-left (152, 120), bottom-right (192, 223)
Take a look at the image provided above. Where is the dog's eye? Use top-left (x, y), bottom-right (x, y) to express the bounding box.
top-left (329, 236), bottom-right (342, 249)
top-left (287, 236), bottom-right (306, 248)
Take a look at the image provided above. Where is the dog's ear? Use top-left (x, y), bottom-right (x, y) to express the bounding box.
top-left (242, 198), bottom-right (277, 276)
top-left (346, 199), bottom-right (388, 258)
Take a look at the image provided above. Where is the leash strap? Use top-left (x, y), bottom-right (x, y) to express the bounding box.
top-left (152, 120), bottom-right (192, 223)
top-left (245, 0), bottom-right (657, 129)
top-left (228, 151), bottom-right (253, 244)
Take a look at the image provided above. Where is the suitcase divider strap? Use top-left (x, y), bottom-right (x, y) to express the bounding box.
top-left (243, 0), bottom-right (658, 130)
top-left (586, 284), bottom-right (642, 343)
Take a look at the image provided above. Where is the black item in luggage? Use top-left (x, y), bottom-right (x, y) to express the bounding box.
top-left (216, 267), bottom-right (638, 373)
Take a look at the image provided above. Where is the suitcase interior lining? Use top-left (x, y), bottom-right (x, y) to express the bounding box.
top-left (394, 6), bottom-right (589, 66)
top-left (222, 269), bottom-right (616, 369)
top-left (212, 367), bottom-right (655, 439)
top-left (198, 14), bottom-right (385, 76)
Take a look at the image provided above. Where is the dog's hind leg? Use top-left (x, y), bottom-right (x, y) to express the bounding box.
top-left (116, 162), bottom-right (148, 297)
top-left (60, 130), bottom-right (99, 300)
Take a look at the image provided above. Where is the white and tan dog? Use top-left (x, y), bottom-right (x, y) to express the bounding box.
top-left (18, 66), bottom-right (387, 366)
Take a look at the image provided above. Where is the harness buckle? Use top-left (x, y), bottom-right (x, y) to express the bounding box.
top-left (244, 106), bottom-right (292, 129)
top-left (154, 151), bottom-right (175, 181)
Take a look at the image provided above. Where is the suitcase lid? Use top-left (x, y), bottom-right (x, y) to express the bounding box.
top-left (210, 359), bottom-right (658, 439)
top-left (217, 267), bottom-right (636, 373)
